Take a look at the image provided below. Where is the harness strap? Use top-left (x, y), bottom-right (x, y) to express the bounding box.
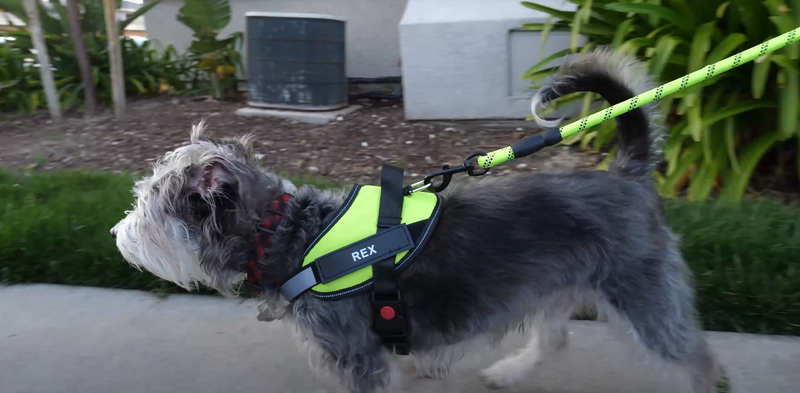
top-left (371, 165), bottom-right (411, 355)
top-left (279, 220), bottom-right (431, 301)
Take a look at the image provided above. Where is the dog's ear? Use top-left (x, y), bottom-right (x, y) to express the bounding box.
top-left (193, 160), bottom-right (238, 198)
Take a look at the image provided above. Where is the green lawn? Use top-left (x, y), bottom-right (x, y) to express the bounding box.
top-left (1, 170), bottom-right (798, 336)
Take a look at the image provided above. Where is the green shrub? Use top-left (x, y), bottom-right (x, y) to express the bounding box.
top-left (0, 41), bottom-right (41, 114)
top-left (521, 0), bottom-right (800, 204)
top-left (0, 170), bottom-right (799, 335)
top-left (177, 0), bottom-right (245, 99)
top-left (0, 0), bottom-right (206, 113)
top-left (667, 199), bottom-right (800, 335)
top-left (0, 170), bottom-right (184, 292)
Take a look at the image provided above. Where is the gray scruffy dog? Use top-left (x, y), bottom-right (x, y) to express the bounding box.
top-left (112, 49), bottom-right (724, 393)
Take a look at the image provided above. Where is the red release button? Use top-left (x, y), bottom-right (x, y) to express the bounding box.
top-left (380, 306), bottom-right (396, 320)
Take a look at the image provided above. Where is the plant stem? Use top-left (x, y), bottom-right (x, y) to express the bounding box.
top-left (66, 0), bottom-right (96, 117)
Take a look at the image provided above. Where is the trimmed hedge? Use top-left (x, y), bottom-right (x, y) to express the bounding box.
top-left (1, 170), bottom-right (798, 335)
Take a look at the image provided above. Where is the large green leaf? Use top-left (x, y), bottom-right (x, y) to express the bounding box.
top-left (665, 0), bottom-right (696, 27)
top-left (522, 21), bottom-right (570, 32)
top-left (618, 37), bottom-right (654, 56)
top-left (571, 0), bottom-right (593, 51)
top-left (661, 146), bottom-right (702, 198)
top-left (650, 35), bottom-right (681, 78)
top-left (724, 117), bottom-right (740, 174)
top-left (762, 0), bottom-right (787, 15)
top-left (717, 130), bottom-right (781, 204)
top-left (604, 3), bottom-right (694, 33)
top-left (523, 48), bottom-right (572, 77)
top-left (778, 69), bottom-right (799, 139)
top-left (522, 2), bottom-right (576, 22)
top-left (730, 0), bottom-right (769, 38)
top-left (673, 100), bottom-right (777, 135)
top-left (611, 18), bottom-right (635, 48)
top-left (715, 1), bottom-right (730, 18)
top-left (687, 159), bottom-right (719, 202)
top-left (772, 55), bottom-right (800, 72)
top-left (793, 0), bottom-right (800, 22)
top-left (687, 104), bottom-right (703, 141)
top-left (537, 16), bottom-right (557, 59)
top-left (706, 33), bottom-right (747, 64)
top-left (177, 0), bottom-right (232, 38)
top-left (119, 0), bottom-right (162, 33)
top-left (566, 22), bottom-right (616, 35)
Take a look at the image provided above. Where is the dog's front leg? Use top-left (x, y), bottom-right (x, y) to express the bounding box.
top-left (293, 298), bottom-right (402, 393)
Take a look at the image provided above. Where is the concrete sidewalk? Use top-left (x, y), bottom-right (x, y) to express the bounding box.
top-left (1, 284), bottom-right (799, 393)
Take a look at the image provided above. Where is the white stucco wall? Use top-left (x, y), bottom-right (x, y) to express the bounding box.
top-left (143, 0), bottom-right (408, 78)
top-left (399, 0), bottom-right (585, 120)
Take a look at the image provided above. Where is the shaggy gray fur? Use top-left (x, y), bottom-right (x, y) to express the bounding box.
top-left (112, 49), bottom-right (723, 393)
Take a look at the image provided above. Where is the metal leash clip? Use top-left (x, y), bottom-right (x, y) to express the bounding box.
top-left (404, 153), bottom-right (488, 195)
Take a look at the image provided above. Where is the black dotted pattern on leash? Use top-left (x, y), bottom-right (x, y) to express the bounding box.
top-left (578, 117), bottom-right (589, 131)
top-left (680, 75), bottom-right (690, 89)
top-left (481, 148), bottom-right (514, 168)
top-left (788, 30), bottom-right (797, 47)
top-left (484, 152), bottom-right (495, 167)
top-left (628, 96), bottom-right (639, 112)
top-left (654, 86), bottom-right (664, 100)
top-left (733, 53), bottom-right (742, 68)
top-left (705, 64), bottom-right (716, 80)
top-left (603, 107), bottom-right (614, 121)
top-left (759, 42), bottom-right (770, 57)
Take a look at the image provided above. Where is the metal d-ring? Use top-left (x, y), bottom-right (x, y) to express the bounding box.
top-left (465, 152), bottom-right (488, 176)
top-left (404, 152), bottom-right (490, 195)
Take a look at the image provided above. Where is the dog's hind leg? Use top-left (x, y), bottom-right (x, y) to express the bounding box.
top-left (600, 254), bottom-right (724, 393)
top-left (478, 312), bottom-right (571, 389)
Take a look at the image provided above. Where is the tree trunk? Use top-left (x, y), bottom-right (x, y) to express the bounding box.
top-left (23, 0), bottom-right (61, 120)
top-left (65, 0), bottom-right (96, 116)
top-left (102, 0), bottom-right (125, 118)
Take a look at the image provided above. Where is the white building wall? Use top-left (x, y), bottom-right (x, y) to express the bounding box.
top-left (399, 0), bottom-right (585, 120)
top-left (144, 0), bottom-right (408, 78)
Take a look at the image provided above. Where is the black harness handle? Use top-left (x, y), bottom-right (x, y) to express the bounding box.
top-left (371, 165), bottom-right (411, 355)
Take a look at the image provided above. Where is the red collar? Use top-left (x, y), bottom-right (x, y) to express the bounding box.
top-left (244, 193), bottom-right (292, 294)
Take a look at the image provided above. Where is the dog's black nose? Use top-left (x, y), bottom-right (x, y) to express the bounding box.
top-left (110, 229), bottom-right (117, 240)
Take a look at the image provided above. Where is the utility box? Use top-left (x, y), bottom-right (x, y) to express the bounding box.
top-left (246, 12), bottom-right (348, 111)
top-left (399, 0), bottom-right (585, 120)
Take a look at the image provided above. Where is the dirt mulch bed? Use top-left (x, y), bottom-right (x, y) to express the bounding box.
top-left (0, 96), bottom-right (602, 185)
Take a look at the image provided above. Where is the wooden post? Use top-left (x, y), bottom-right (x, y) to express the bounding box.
top-left (23, 0), bottom-right (61, 120)
top-left (102, 0), bottom-right (125, 118)
top-left (66, 0), bottom-right (96, 116)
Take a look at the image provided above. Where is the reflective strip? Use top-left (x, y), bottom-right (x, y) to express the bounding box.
top-left (280, 267), bottom-right (318, 301)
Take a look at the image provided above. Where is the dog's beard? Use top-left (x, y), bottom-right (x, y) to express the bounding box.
top-left (114, 207), bottom-right (217, 291)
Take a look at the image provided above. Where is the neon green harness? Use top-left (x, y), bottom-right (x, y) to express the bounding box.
top-left (303, 185), bottom-right (440, 297)
top-left (280, 182), bottom-right (442, 301)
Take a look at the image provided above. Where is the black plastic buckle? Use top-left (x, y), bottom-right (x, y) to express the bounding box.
top-left (372, 292), bottom-right (410, 355)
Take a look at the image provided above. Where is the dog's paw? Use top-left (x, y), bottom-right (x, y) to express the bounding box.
top-left (478, 367), bottom-right (516, 390)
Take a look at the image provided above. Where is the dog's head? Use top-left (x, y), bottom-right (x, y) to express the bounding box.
top-left (111, 121), bottom-right (296, 295)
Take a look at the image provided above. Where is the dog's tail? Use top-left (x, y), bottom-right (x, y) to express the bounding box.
top-left (531, 48), bottom-right (664, 181)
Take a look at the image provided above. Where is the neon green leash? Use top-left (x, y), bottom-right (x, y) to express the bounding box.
top-left (404, 26), bottom-right (800, 195)
top-left (474, 26), bottom-right (800, 170)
